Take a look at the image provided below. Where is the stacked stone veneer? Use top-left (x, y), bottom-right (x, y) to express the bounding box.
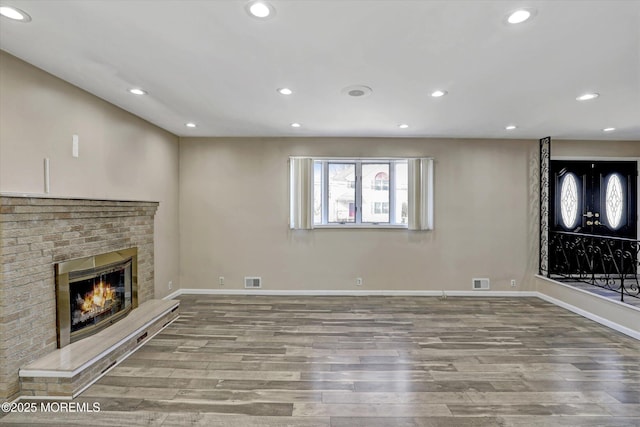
top-left (0, 196), bottom-right (158, 400)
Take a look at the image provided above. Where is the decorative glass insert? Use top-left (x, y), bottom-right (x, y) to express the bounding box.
top-left (560, 173), bottom-right (579, 229)
top-left (605, 173), bottom-right (624, 229)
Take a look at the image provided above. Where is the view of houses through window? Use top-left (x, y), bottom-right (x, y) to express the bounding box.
top-left (314, 159), bottom-right (408, 226)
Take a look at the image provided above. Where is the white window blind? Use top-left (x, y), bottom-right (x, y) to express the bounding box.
top-left (408, 158), bottom-right (434, 230)
top-left (289, 157), bottom-right (314, 229)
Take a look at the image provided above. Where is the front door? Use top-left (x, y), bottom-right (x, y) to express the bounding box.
top-left (550, 161), bottom-right (637, 238)
top-left (549, 160), bottom-right (638, 274)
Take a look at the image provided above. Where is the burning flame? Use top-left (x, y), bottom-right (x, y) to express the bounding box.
top-left (80, 281), bottom-right (115, 313)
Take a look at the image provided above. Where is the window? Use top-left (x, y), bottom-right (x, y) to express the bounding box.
top-left (373, 172), bottom-right (389, 191)
top-left (373, 202), bottom-right (389, 214)
top-left (605, 173), bottom-right (624, 229)
top-left (314, 160), bottom-right (406, 226)
top-left (560, 173), bottom-right (579, 229)
top-left (291, 157), bottom-right (433, 230)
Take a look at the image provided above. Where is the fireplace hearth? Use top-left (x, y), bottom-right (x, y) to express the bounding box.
top-left (55, 248), bottom-right (138, 347)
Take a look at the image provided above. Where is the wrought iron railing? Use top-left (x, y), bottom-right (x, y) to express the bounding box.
top-left (548, 231), bottom-right (640, 302)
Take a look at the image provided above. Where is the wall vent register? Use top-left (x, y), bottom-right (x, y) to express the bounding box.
top-left (244, 277), bottom-right (262, 288)
top-left (472, 278), bottom-right (490, 290)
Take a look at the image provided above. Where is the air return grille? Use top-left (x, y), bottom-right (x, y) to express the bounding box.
top-left (244, 277), bottom-right (262, 289)
top-left (472, 278), bottom-right (490, 290)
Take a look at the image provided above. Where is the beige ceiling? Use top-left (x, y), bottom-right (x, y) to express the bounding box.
top-left (1, 0), bottom-right (639, 140)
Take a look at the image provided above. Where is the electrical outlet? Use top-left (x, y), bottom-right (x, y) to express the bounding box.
top-left (219, 276), bottom-right (225, 286)
top-left (168, 281), bottom-right (173, 290)
top-left (510, 279), bottom-right (516, 287)
top-left (356, 277), bottom-right (363, 286)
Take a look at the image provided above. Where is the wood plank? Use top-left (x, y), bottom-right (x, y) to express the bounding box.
top-left (4, 295), bottom-right (638, 426)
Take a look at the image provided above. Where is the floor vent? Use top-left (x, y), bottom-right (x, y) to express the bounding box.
top-left (472, 278), bottom-right (490, 290)
top-left (244, 276), bottom-right (262, 289)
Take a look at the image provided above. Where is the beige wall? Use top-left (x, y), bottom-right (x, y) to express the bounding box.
top-left (552, 140), bottom-right (640, 158)
top-left (2, 47), bottom-right (637, 313)
top-left (179, 137), bottom-right (540, 291)
top-left (0, 52), bottom-right (180, 298)
top-left (535, 276), bottom-right (640, 338)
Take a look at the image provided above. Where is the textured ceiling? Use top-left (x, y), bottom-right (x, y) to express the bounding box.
top-left (1, 0), bottom-right (639, 140)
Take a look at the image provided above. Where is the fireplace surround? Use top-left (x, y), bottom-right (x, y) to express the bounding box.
top-left (55, 248), bottom-right (138, 348)
top-left (0, 195), bottom-right (160, 400)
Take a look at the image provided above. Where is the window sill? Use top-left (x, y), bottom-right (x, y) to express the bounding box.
top-left (312, 224), bottom-right (408, 230)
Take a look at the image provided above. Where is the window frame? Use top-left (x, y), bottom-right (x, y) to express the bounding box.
top-left (314, 158), bottom-right (408, 229)
top-left (291, 156), bottom-right (433, 231)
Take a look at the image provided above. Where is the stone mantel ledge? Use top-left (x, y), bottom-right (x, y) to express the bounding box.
top-left (0, 195), bottom-right (159, 219)
top-left (0, 192), bottom-right (159, 204)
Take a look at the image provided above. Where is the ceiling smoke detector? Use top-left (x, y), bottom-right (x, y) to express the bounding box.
top-left (342, 85), bottom-right (373, 98)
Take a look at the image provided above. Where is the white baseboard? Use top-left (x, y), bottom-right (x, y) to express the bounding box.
top-left (534, 275), bottom-right (640, 312)
top-left (442, 290), bottom-right (538, 297)
top-left (163, 289), bottom-right (183, 300)
top-left (165, 288), bottom-right (539, 298)
top-left (165, 287), bottom-right (638, 341)
top-left (535, 292), bottom-right (640, 341)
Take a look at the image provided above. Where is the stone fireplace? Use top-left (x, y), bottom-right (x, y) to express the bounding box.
top-left (0, 195), bottom-right (173, 400)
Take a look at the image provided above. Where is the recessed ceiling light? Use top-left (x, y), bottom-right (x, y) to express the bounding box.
top-left (398, 124), bottom-right (409, 129)
top-left (290, 123), bottom-right (301, 128)
top-left (185, 122), bottom-right (197, 128)
top-left (576, 92), bottom-right (599, 101)
top-left (505, 125), bottom-right (517, 130)
top-left (246, 1), bottom-right (275, 18)
top-left (602, 127), bottom-right (616, 132)
top-left (277, 88), bottom-right (293, 95)
top-left (341, 85), bottom-right (373, 98)
top-left (129, 88), bottom-right (147, 95)
top-left (507, 9), bottom-right (532, 24)
top-left (0, 6), bottom-right (31, 22)
top-left (431, 90), bottom-right (447, 97)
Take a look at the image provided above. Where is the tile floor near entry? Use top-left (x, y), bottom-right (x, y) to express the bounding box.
top-left (2, 295), bottom-right (639, 426)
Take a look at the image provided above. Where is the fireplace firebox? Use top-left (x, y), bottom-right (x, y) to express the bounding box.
top-left (55, 248), bottom-right (138, 348)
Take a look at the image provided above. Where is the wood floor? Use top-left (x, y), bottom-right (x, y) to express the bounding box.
top-left (2, 295), bottom-right (639, 426)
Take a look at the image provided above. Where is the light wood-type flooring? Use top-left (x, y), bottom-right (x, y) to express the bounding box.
top-left (2, 295), bottom-right (639, 426)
